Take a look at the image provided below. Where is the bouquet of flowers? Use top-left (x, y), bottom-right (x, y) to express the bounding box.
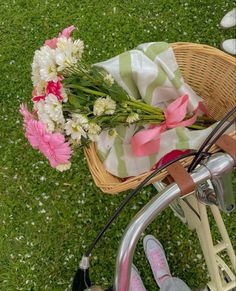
top-left (20, 26), bottom-right (214, 172)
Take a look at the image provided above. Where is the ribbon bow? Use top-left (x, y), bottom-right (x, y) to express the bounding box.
top-left (131, 94), bottom-right (199, 156)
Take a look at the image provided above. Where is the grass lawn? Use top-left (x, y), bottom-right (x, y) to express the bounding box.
top-left (0, 0), bottom-right (235, 290)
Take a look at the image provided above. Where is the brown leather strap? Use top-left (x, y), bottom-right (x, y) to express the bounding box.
top-left (216, 134), bottom-right (236, 164)
top-left (166, 161), bottom-right (195, 196)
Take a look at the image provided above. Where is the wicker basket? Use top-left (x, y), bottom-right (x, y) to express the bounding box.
top-left (85, 42), bottom-right (236, 194)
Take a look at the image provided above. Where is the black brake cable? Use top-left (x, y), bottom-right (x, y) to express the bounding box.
top-left (84, 107), bottom-right (236, 257)
top-left (84, 150), bottom-right (205, 257)
top-left (204, 117), bottom-right (236, 153)
top-left (188, 106), bottom-right (236, 172)
top-left (73, 107), bottom-right (236, 291)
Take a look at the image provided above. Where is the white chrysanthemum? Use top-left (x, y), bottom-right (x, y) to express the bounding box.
top-left (56, 162), bottom-right (71, 172)
top-left (61, 87), bottom-right (68, 103)
top-left (34, 80), bottom-right (47, 96)
top-left (65, 117), bottom-right (87, 142)
top-left (39, 56), bottom-right (58, 82)
top-left (93, 96), bottom-right (116, 116)
top-left (55, 51), bottom-right (76, 71)
top-left (88, 123), bottom-right (101, 141)
top-left (126, 113), bottom-right (140, 124)
top-left (74, 39), bottom-right (84, 59)
top-left (34, 100), bottom-right (55, 132)
top-left (55, 37), bottom-right (84, 71)
top-left (31, 64), bottom-right (41, 87)
top-left (44, 94), bottom-right (65, 124)
top-left (72, 113), bottom-right (89, 130)
top-left (32, 46), bottom-right (58, 83)
top-left (104, 73), bottom-right (114, 87)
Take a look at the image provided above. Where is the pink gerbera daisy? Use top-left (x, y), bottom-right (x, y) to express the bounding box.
top-left (20, 104), bottom-right (72, 168)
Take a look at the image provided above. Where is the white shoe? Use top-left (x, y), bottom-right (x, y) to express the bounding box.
top-left (220, 8), bottom-right (236, 28)
top-left (221, 39), bottom-right (236, 55)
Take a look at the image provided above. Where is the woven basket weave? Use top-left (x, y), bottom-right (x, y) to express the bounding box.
top-left (85, 42), bottom-right (236, 194)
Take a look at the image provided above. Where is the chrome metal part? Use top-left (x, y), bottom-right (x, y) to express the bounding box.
top-left (114, 153), bottom-right (235, 291)
top-left (203, 153), bottom-right (235, 213)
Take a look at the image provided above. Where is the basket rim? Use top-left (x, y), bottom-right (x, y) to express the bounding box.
top-left (85, 42), bottom-right (236, 194)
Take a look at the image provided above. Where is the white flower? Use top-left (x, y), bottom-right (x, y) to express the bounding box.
top-left (44, 94), bottom-right (65, 124)
top-left (65, 117), bottom-right (87, 142)
top-left (33, 46), bottom-right (58, 83)
top-left (72, 113), bottom-right (89, 130)
top-left (55, 37), bottom-right (84, 71)
top-left (40, 56), bottom-right (58, 82)
top-left (55, 51), bottom-right (76, 71)
top-left (88, 123), bottom-right (101, 141)
top-left (108, 128), bottom-right (118, 138)
top-left (126, 113), bottom-right (140, 123)
top-left (61, 87), bottom-right (68, 103)
top-left (104, 73), bottom-right (114, 87)
top-left (56, 162), bottom-right (71, 172)
top-left (34, 80), bottom-right (47, 96)
top-left (93, 96), bottom-right (116, 116)
top-left (34, 100), bottom-right (55, 132)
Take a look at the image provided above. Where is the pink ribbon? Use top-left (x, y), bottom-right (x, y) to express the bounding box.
top-left (131, 94), bottom-right (200, 156)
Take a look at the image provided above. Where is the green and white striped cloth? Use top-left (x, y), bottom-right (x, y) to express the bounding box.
top-left (94, 42), bottom-right (214, 178)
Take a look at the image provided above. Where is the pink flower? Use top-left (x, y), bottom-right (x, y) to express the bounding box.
top-left (20, 104), bottom-right (72, 168)
top-left (40, 133), bottom-right (72, 167)
top-left (44, 37), bottom-right (58, 49)
top-left (44, 25), bottom-right (75, 48)
top-left (25, 119), bottom-right (46, 149)
top-left (59, 25), bottom-right (76, 38)
top-left (32, 79), bottom-right (64, 102)
top-left (46, 80), bottom-right (64, 101)
top-left (19, 104), bottom-right (34, 125)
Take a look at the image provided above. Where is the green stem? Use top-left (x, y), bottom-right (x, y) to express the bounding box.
top-left (65, 84), bottom-right (107, 97)
top-left (126, 100), bottom-right (164, 116)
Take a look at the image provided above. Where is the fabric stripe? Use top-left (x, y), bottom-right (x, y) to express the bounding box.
top-left (119, 52), bottom-right (141, 99)
top-left (114, 126), bottom-right (128, 177)
top-left (145, 42), bottom-right (170, 61)
top-left (171, 68), bottom-right (183, 89)
top-left (144, 66), bottom-right (167, 104)
top-left (149, 153), bottom-right (158, 170)
top-left (97, 149), bottom-right (109, 162)
top-left (176, 127), bottom-right (190, 149)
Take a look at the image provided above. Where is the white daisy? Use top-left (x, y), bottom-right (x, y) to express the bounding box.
top-left (34, 100), bottom-right (55, 132)
top-left (56, 162), bottom-right (71, 172)
top-left (55, 37), bottom-right (83, 71)
top-left (72, 113), bottom-right (89, 130)
top-left (104, 73), bottom-right (114, 87)
top-left (88, 123), bottom-right (101, 141)
top-left (39, 56), bottom-right (58, 82)
top-left (93, 96), bottom-right (116, 116)
top-left (126, 113), bottom-right (140, 124)
top-left (33, 46), bottom-right (58, 83)
top-left (73, 39), bottom-right (84, 59)
top-left (65, 118), bottom-right (87, 142)
top-left (44, 94), bottom-right (65, 124)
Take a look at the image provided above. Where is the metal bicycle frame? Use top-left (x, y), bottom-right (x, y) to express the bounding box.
top-left (114, 153), bottom-right (236, 291)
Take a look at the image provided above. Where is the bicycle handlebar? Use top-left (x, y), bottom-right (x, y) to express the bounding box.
top-left (114, 153), bottom-right (235, 291)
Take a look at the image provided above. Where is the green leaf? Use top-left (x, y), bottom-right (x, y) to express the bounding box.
top-left (68, 95), bottom-right (82, 109)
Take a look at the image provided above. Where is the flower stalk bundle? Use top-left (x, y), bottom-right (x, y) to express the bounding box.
top-left (20, 26), bottom-right (214, 171)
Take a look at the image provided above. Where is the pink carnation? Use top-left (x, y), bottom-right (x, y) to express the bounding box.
top-left (44, 25), bottom-right (75, 48)
top-left (20, 104), bottom-right (72, 168)
top-left (45, 80), bottom-right (64, 101)
top-left (32, 79), bottom-right (64, 102)
top-left (59, 25), bottom-right (76, 38)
